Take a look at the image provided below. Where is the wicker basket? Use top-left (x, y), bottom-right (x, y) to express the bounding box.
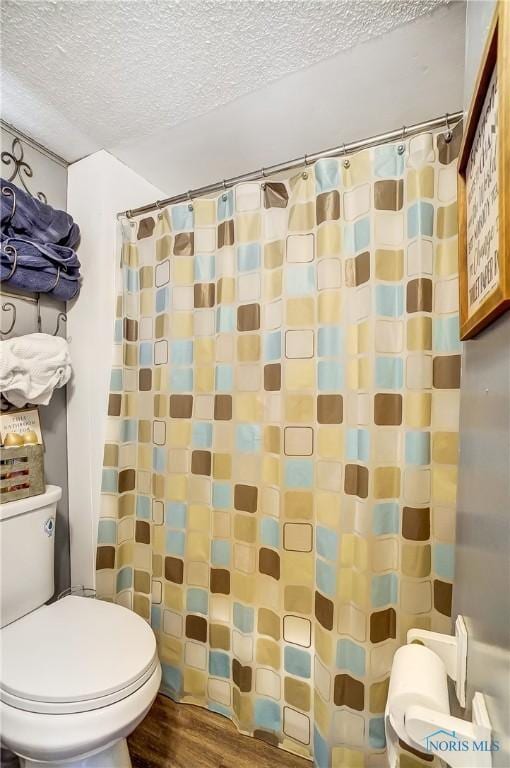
top-left (0, 444), bottom-right (45, 503)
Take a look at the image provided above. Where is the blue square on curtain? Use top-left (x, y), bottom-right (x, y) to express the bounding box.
top-left (316, 559), bottom-right (336, 596)
top-left (195, 254), bottom-right (215, 281)
top-left (153, 447), bottom-right (166, 472)
top-left (336, 639), bottom-right (366, 677)
top-left (254, 699), bottom-right (281, 731)
top-left (237, 243), bottom-right (261, 272)
top-left (346, 428), bottom-right (370, 462)
top-left (233, 603), bottom-right (254, 633)
top-left (374, 144), bottom-right (404, 177)
top-left (166, 530), bottom-right (185, 556)
top-left (171, 204), bottom-right (193, 231)
top-left (170, 368), bottom-right (193, 392)
top-left (354, 217), bottom-right (370, 251)
top-left (316, 526), bottom-right (338, 561)
top-left (318, 360), bottom-right (344, 390)
top-left (373, 502), bottom-right (399, 535)
top-left (315, 158), bottom-right (340, 193)
top-left (186, 588), bottom-right (208, 615)
top-left (101, 469), bottom-right (118, 493)
top-left (161, 663), bottom-right (182, 697)
top-left (405, 431), bottom-right (430, 465)
top-left (116, 567), bottom-right (132, 592)
top-left (433, 543), bottom-right (455, 579)
top-left (136, 495), bottom-right (151, 519)
top-left (433, 315), bottom-right (461, 352)
top-left (97, 519), bottom-right (116, 544)
top-left (217, 190), bottom-right (233, 221)
top-left (151, 606), bottom-right (161, 630)
top-left (375, 357), bottom-right (404, 389)
top-left (285, 459), bottom-right (313, 488)
top-left (209, 651), bottom-right (230, 678)
top-left (261, 517), bottom-right (279, 547)
top-left (284, 646), bottom-right (311, 678)
top-left (156, 287), bottom-right (168, 312)
top-left (192, 422), bottom-right (213, 448)
top-left (408, 201), bottom-right (434, 238)
top-left (110, 369), bottom-right (123, 391)
top-left (125, 268), bottom-right (139, 293)
top-left (215, 365), bottom-right (233, 392)
top-left (236, 424), bottom-right (262, 453)
top-left (121, 419), bottom-right (137, 442)
top-left (369, 718), bottom-right (386, 749)
top-left (114, 319), bottom-right (122, 343)
top-left (171, 340), bottom-right (193, 366)
top-left (216, 306), bottom-right (235, 333)
top-left (318, 326), bottom-right (344, 357)
top-left (314, 727), bottom-right (330, 768)
top-left (211, 540), bottom-right (231, 566)
top-left (371, 573), bottom-right (398, 607)
top-left (375, 285), bottom-right (403, 317)
top-left (165, 501), bottom-right (187, 528)
top-left (139, 342), bottom-right (153, 366)
top-left (286, 264), bottom-right (316, 295)
top-left (212, 482), bottom-right (232, 509)
top-left (264, 331), bottom-right (281, 362)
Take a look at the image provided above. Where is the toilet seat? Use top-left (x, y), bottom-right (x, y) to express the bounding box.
top-left (0, 595), bottom-right (158, 715)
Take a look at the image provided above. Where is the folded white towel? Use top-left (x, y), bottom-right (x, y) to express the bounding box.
top-left (0, 333), bottom-right (72, 407)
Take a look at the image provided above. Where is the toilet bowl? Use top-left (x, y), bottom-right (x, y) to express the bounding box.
top-left (0, 595), bottom-right (162, 767)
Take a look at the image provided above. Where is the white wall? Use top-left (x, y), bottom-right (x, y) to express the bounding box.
top-left (111, 1), bottom-right (466, 195)
top-left (66, 152), bottom-right (165, 588)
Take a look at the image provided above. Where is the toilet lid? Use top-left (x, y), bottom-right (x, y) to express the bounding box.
top-left (0, 596), bottom-right (158, 713)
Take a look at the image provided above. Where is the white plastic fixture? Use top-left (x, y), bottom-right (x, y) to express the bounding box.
top-left (400, 616), bottom-right (494, 768)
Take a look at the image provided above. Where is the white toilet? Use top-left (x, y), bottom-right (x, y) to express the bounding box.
top-left (0, 485), bottom-right (161, 767)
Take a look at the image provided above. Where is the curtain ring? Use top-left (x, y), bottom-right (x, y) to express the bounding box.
top-left (155, 199), bottom-right (164, 219)
top-left (444, 112), bottom-right (452, 144)
top-left (397, 126), bottom-right (406, 155)
top-left (187, 190), bottom-right (194, 212)
top-left (222, 180), bottom-right (228, 200)
top-left (342, 143), bottom-right (350, 169)
top-left (3, 244), bottom-right (18, 280)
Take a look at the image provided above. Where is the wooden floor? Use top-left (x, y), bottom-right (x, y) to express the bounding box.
top-left (129, 694), bottom-right (310, 768)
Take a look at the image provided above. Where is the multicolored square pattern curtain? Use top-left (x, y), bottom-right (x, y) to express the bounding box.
top-left (97, 123), bottom-right (462, 768)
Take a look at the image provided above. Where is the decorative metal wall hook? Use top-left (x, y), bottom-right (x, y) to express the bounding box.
top-left (1, 185), bottom-right (16, 222)
top-left (444, 113), bottom-right (453, 143)
top-left (52, 312), bottom-right (67, 337)
top-left (187, 190), bottom-right (194, 212)
top-left (3, 244), bottom-right (18, 280)
top-left (397, 126), bottom-right (407, 155)
top-left (1, 137), bottom-right (47, 203)
top-left (1, 302), bottom-right (16, 336)
top-left (342, 144), bottom-right (350, 169)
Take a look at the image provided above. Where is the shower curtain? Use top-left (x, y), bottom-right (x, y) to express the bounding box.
top-left (96, 122), bottom-right (462, 767)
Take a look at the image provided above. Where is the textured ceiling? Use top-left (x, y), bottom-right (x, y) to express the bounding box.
top-left (1, 0), bottom-right (450, 160)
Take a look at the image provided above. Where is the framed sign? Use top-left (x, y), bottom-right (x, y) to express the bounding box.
top-left (458, 0), bottom-right (510, 340)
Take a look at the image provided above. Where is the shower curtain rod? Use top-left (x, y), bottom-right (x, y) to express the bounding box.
top-left (120, 110), bottom-right (463, 219)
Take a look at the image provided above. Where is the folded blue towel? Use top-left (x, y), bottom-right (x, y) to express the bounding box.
top-left (1, 178), bottom-right (81, 299)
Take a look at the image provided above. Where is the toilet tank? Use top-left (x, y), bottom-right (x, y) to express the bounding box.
top-left (0, 485), bottom-right (62, 628)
